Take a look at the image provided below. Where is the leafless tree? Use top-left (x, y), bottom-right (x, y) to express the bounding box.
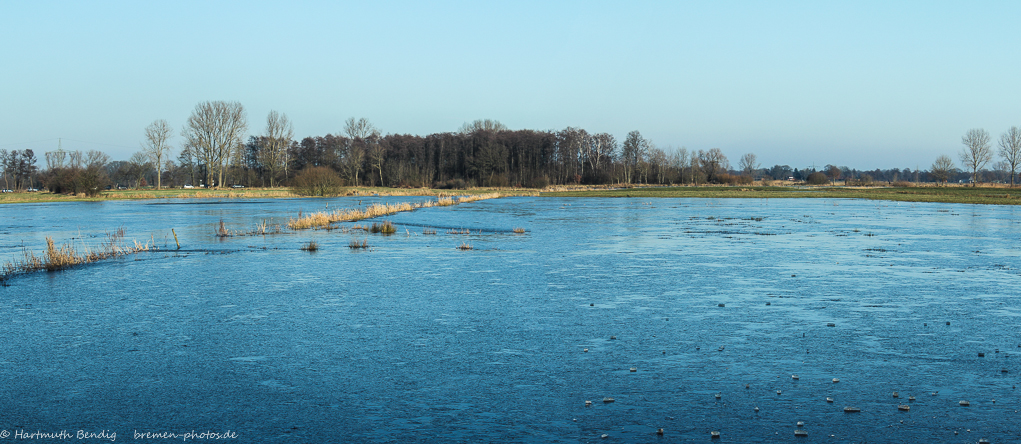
top-left (260, 111), bottom-right (293, 187)
top-left (369, 143), bottom-right (387, 186)
top-left (182, 101), bottom-right (247, 188)
top-left (128, 151), bottom-right (153, 188)
top-left (459, 119), bottom-right (507, 134)
top-left (960, 128), bottom-right (992, 186)
top-left (142, 119), bottom-right (174, 189)
top-left (930, 155), bottom-right (955, 185)
top-left (998, 126), bottom-right (1021, 187)
top-left (85, 150), bottom-right (110, 170)
top-left (344, 117), bottom-right (380, 139)
top-left (739, 153), bottom-right (759, 178)
top-left (621, 131), bottom-right (649, 184)
top-left (698, 148), bottom-right (730, 183)
top-left (585, 133), bottom-right (616, 173)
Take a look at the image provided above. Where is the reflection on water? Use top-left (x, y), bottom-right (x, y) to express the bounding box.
top-left (1, 197), bottom-right (1020, 442)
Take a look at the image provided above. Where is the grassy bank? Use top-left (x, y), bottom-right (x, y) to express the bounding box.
top-left (0, 186), bottom-right (537, 204)
top-left (541, 185), bottom-right (1021, 205)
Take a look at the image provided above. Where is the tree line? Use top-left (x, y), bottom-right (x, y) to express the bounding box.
top-left (5, 101), bottom-right (1020, 193)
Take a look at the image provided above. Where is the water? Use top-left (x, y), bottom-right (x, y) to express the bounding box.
top-left (1, 197), bottom-right (1019, 442)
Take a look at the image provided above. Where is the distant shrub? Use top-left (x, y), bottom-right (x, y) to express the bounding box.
top-left (435, 178), bottom-right (468, 190)
top-left (291, 166), bottom-right (344, 196)
top-left (847, 175), bottom-right (875, 186)
top-left (46, 167), bottom-right (110, 197)
top-left (806, 172), bottom-right (829, 185)
top-left (527, 175), bottom-right (550, 189)
top-left (892, 180), bottom-right (914, 188)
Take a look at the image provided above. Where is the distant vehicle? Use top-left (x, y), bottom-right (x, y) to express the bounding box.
top-left (231, 184), bottom-right (245, 188)
top-left (183, 184), bottom-right (194, 189)
top-left (1, 189), bottom-right (12, 193)
top-left (26, 188), bottom-right (38, 192)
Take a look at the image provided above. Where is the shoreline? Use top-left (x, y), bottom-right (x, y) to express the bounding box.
top-left (2, 183), bottom-right (1019, 206)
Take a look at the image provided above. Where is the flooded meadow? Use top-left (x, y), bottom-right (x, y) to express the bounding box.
top-left (1, 196), bottom-right (1019, 442)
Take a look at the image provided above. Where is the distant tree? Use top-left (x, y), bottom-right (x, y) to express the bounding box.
top-left (128, 152), bottom-right (153, 188)
top-left (291, 166), bottom-right (344, 196)
top-left (930, 155), bottom-right (955, 185)
top-left (698, 148), bottom-right (730, 183)
top-left (142, 119), bottom-right (174, 189)
top-left (739, 153), bottom-right (759, 179)
top-left (621, 131), bottom-right (648, 184)
top-left (998, 126), bottom-right (1021, 187)
top-left (960, 128), bottom-right (992, 186)
top-left (259, 111), bottom-right (293, 187)
top-left (825, 164), bottom-right (842, 182)
top-left (806, 171), bottom-right (829, 185)
top-left (459, 119), bottom-right (507, 134)
top-left (182, 101), bottom-right (248, 188)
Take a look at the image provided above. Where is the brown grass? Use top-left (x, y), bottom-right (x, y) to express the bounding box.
top-left (457, 241), bottom-right (473, 250)
top-left (300, 240), bottom-right (319, 252)
top-left (348, 239), bottom-right (369, 249)
top-left (288, 194), bottom-right (502, 230)
top-left (512, 227), bottom-right (526, 234)
top-left (2, 229), bottom-right (153, 282)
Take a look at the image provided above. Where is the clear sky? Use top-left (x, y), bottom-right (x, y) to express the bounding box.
top-left (2, 1), bottom-right (1020, 170)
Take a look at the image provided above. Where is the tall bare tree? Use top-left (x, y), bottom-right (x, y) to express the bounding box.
top-left (960, 128), bottom-right (992, 187)
top-left (930, 155), bottom-right (955, 185)
top-left (698, 148), bottom-right (730, 183)
top-left (621, 131), bottom-right (648, 184)
top-left (142, 119), bottom-right (174, 189)
top-left (128, 151), bottom-right (153, 188)
top-left (182, 101), bottom-right (247, 188)
top-left (998, 126), bottom-right (1021, 187)
top-left (260, 111), bottom-right (293, 187)
top-left (344, 117), bottom-right (379, 139)
top-left (739, 153), bottom-right (759, 178)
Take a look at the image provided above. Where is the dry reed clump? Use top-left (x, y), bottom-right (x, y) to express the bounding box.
top-left (446, 228), bottom-right (472, 235)
top-left (1, 230), bottom-right (153, 282)
top-left (422, 228), bottom-right (437, 235)
top-left (287, 193), bottom-right (502, 231)
top-left (348, 239), bottom-right (369, 249)
top-left (457, 241), bottom-right (473, 250)
top-left (300, 240), bottom-right (319, 252)
top-left (512, 227), bottom-right (526, 234)
top-left (370, 221), bottom-right (397, 234)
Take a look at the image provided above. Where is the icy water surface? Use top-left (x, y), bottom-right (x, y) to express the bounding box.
top-left (1, 197), bottom-right (1020, 443)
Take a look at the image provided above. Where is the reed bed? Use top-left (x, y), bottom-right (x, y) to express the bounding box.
top-left (370, 221), bottom-right (398, 234)
top-left (457, 241), bottom-right (473, 251)
top-left (348, 239), bottom-right (370, 249)
top-left (300, 240), bottom-right (319, 252)
top-left (1, 230), bottom-right (153, 282)
top-left (422, 228), bottom-right (437, 235)
top-left (287, 193), bottom-right (502, 230)
top-left (513, 227), bottom-right (526, 234)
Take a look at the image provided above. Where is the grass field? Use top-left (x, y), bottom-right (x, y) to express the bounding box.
top-left (0, 186), bottom-right (536, 204)
top-left (541, 185), bottom-right (1021, 205)
top-left (3, 184), bottom-right (1019, 206)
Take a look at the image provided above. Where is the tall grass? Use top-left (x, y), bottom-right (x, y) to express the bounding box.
top-left (2, 230), bottom-right (153, 282)
top-left (300, 240), bottom-right (319, 252)
top-left (348, 239), bottom-right (369, 249)
top-left (287, 193), bottom-right (502, 230)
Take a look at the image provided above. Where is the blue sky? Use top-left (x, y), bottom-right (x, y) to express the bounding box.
top-left (2, 1), bottom-right (1019, 170)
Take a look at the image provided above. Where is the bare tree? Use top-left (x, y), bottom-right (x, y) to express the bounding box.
top-left (459, 119), bottom-right (507, 134)
top-left (182, 101), bottom-right (247, 188)
top-left (698, 148), bottom-right (730, 183)
top-left (960, 128), bottom-right (992, 186)
top-left (260, 111), bottom-right (293, 187)
top-left (128, 151), bottom-right (153, 188)
top-left (739, 153), bottom-right (759, 178)
top-left (621, 131), bottom-right (649, 184)
top-left (930, 155), bottom-right (955, 185)
top-left (585, 133), bottom-right (616, 174)
top-left (344, 117), bottom-right (380, 139)
top-left (85, 150), bottom-right (110, 170)
top-left (142, 119), bottom-right (174, 189)
top-left (998, 126), bottom-right (1021, 187)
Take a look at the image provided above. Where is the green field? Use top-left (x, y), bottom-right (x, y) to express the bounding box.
top-left (541, 185), bottom-right (1021, 205)
top-left (0, 186), bottom-right (531, 204)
